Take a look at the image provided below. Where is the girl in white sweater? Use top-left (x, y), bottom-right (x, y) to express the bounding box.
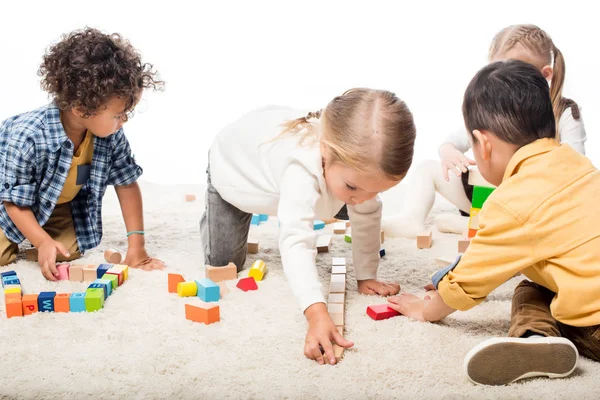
top-left (384, 24), bottom-right (587, 238)
top-left (201, 88), bottom-right (416, 365)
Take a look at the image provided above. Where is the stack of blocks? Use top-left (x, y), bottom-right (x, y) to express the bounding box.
top-left (467, 169), bottom-right (495, 238)
top-left (329, 257), bottom-right (347, 361)
top-left (2, 263), bottom-right (129, 318)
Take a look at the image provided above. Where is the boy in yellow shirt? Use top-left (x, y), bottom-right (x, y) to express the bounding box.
top-left (387, 60), bottom-right (600, 385)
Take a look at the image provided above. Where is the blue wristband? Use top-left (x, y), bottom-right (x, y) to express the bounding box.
top-left (126, 230), bottom-right (145, 237)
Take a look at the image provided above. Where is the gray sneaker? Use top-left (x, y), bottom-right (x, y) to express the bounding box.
top-left (463, 336), bottom-right (579, 385)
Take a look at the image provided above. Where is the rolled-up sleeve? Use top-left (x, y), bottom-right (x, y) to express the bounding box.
top-left (0, 139), bottom-right (36, 207)
top-left (106, 129), bottom-right (143, 187)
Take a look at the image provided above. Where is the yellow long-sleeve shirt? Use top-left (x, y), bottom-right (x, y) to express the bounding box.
top-left (437, 138), bottom-right (600, 327)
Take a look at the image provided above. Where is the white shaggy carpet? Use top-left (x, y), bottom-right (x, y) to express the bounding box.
top-left (1, 181), bottom-right (598, 400)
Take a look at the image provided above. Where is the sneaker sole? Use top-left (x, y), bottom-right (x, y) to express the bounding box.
top-left (463, 336), bottom-right (578, 386)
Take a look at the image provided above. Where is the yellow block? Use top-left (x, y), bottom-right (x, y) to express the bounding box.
top-left (114, 264), bottom-right (129, 281)
top-left (4, 287), bottom-right (21, 295)
top-left (177, 281), bottom-right (197, 297)
top-left (248, 260), bottom-right (267, 282)
top-left (468, 208), bottom-right (481, 230)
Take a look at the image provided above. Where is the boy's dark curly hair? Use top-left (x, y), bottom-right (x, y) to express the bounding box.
top-left (38, 27), bottom-right (164, 118)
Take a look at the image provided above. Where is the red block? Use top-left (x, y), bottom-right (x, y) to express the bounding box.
top-left (366, 304), bottom-right (401, 321)
top-left (236, 277), bottom-right (258, 292)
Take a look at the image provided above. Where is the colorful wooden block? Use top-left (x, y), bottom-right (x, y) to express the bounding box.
top-left (236, 277), bottom-right (258, 292)
top-left (22, 294), bottom-right (39, 315)
top-left (248, 260), bottom-right (266, 282)
top-left (105, 268), bottom-right (124, 286)
top-left (38, 292), bottom-right (56, 312)
top-left (247, 239), bottom-right (259, 254)
top-left (195, 278), bottom-right (220, 303)
top-left (417, 231), bottom-right (433, 249)
top-left (5, 293), bottom-right (23, 318)
top-left (379, 248), bottom-right (386, 258)
top-left (366, 304), bottom-right (401, 321)
top-left (84, 291), bottom-right (104, 312)
top-left (104, 249), bottom-right (122, 264)
top-left (328, 292), bottom-right (345, 304)
top-left (316, 235), bottom-right (331, 253)
top-left (468, 208), bottom-right (481, 231)
top-left (472, 185), bottom-right (495, 209)
top-left (83, 265), bottom-right (99, 281)
top-left (185, 303), bottom-right (220, 325)
top-left (97, 264), bottom-right (112, 279)
top-left (330, 274), bottom-right (346, 293)
top-left (468, 228), bottom-right (477, 238)
top-left (69, 293), bottom-right (86, 312)
top-left (458, 238), bottom-right (471, 253)
top-left (95, 279), bottom-right (113, 297)
top-left (344, 233), bottom-right (352, 243)
top-left (2, 275), bottom-right (19, 287)
top-left (69, 264), bottom-right (84, 282)
top-left (112, 264), bottom-right (129, 281)
top-left (88, 283), bottom-right (108, 300)
top-left (177, 281), bottom-right (197, 297)
top-left (0, 270), bottom-right (16, 279)
top-left (313, 220), bottom-right (325, 230)
top-left (332, 264), bottom-right (346, 274)
top-left (54, 293), bottom-right (71, 313)
top-left (217, 281), bottom-right (229, 298)
top-left (259, 214), bottom-right (269, 222)
top-left (56, 263), bottom-right (70, 280)
top-left (101, 274), bottom-right (118, 290)
top-left (168, 273), bottom-right (185, 293)
top-left (205, 263), bottom-right (237, 282)
top-left (332, 257), bottom-right (346, 266)
top-left (251, 214), bottom-right (260, 226)
top-left (333, 222), bottom-right (346, 234)
top-left (4, 285), bottom-right (21, 295)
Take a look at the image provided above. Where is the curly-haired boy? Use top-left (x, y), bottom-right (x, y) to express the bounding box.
top-left (0, 27), bottom-right (165, 279)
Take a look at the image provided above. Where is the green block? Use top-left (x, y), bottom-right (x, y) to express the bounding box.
top-left (472, 185), bottom-right (495, 209)
top-left (84, 291), bottom-right (104, 312)
top-left (344, 234), bottom-right (352, 243)
top-left (101, 273), bottom-right (118, 290)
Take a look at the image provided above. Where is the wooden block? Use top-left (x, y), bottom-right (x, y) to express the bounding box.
top-left (330, 274), bottom-right (346, 293)
top-left (468, 168), bottom-right (495, 187)
top-left (332, 257), bottom-right (346, 266)
top-left (218, 281), bottom-right (229, 298)
top-left (332, 264), bottom-right (346, 274)
top-left (109, 264), bottom-right (129, 281)
top-left (195, 278), bottom-right (220, 303)
top-left (468, 208), bottom-right (481, 231)
top-left (458, 238), bottom-right (471, 253)
top-left (104, 249), bottom-right (122, 264)
top-left (4, 285), bottom-right (21, 295)
top-left (435, 256), bottom-right (457, 267)
top-left (314, 220), bottom-right (325, 230)
top-left (69, 264), bottom-right (84, 282)
top-left (177, 281), bottom-right (198, 297)
top-left (381, 230), bottom-right (385, 244)
top-left (25, 248), bottom-right (38, 261)
top-left (83, 265), bottom-right (99, 281)
top-left (5, 293), bottom-right (23, 318)
top-left (344, 233), bottom-right (352, 243)
top-left (379, 248), bottom-right (386, 258)
top-left (205, 263), bottom-right (237, 282)
top-left (56, 263), bottom-right (70, 280)
top-left (38, 292), bottom-right (56, 312)
top-left (366, 304), bottom-right (401, 321)
top-left (0, 270), bottom-right (16, 279)
top-left (22, 294), bottom-right (39, 315)
top-left (105, 268), bottom-right (124, 286)
top-left (101, 274), bottom-right (118, 291)
top-left (185, 303), bottom-right (220, 325)
top-left (328, 292), bottom-right (345, 304)
top-left (168, 273), bottom-right (185, 293)
top-left (236, 277), bottom-right (258, 292)
top-left (333, 222), bottom-right (346, 234)
top-left (328, 303), bottom-right (344, 326)
top-left (417, 231), bottom-right (433, 249)
top-left (84, 291), bottom-right (104, 312)
top-left (185, 194), bottom-right (196, 202)
top-left (69, 293), bottom-right (87, 312)
top-left (322, 218), bottom-right (338, 225)
top-left (333, 344), bottom-right (345, 361)
top-left (247, 239), bottom-right (259, 254)
top-left (468, 228), bottom-right (477, 238)
top-left (248, 260), bottom-right (266, 281)
top-left (2, 275), bottom-right (20, 287)
top-left (54, 293), bottom-right (71, 313)
top-left (316, 235), bottom-right (332, 253)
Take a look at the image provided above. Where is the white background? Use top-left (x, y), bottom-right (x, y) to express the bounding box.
top-left (1, 0), bottom-right (598, 184)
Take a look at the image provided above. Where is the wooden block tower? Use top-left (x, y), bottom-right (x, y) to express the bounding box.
top-left (467, 169), bottom-right (495, 238)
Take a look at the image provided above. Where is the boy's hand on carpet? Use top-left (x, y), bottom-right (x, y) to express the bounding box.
top-left (37, 238), bottom-right (70, 281)
top-left (387, 293), bottom-right (426, 321)
top-left (357, 279), bottom-right (400, 296)
top-left (304, 303), bottom-right (354, 365)
top-left (124, 248), bottom-right (166, 271)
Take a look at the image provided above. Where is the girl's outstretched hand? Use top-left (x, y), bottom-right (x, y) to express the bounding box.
top-left (357, 279), bottom-right (400, 296)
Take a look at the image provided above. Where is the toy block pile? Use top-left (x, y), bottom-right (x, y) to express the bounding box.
top-left (2, 263), bottom-right (129, 318)
top-left (329, 257), bottom-right (347, 361)
top-left (170, 260), bottom-right (267, 325)
top-left (251, 214), bottom-right (269, 226)
top-left (467, 169), bottom-right (495, 239)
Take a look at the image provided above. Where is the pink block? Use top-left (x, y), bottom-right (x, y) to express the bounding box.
top-left (56, 263), bottom-right (70, 280)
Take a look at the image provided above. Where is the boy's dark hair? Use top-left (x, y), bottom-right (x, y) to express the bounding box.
top-left (463, 59), bottom-right (556, 147)
top-left (39, 27), bottom-right (164, 119)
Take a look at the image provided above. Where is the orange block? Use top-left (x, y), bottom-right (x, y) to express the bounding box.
top-left (22, 294), bottom-right (39, 315)
top-left (185, 303), bottom-right (220, 325)
top-left (168, 273), bottom-right (186, 293)
top-left (54, 293), bottom-right (71, 313)
top-left (5, 293), bottom-right (22, 318)
top-left (468, 228), bottom-right (478, 238)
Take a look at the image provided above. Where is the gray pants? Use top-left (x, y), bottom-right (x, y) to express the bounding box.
top-left (200, 164), bottom-right (252, 272)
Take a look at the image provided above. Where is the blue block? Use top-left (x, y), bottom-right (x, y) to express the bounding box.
top-left (2, 275), bottom-right (20, 287)
top-left (97, 264), bottom-right (112, 279)
top-left (379, 248), bottom-right (386, 258)
top-left (38, 292), bottom-right (56, 312)
top-left (88, 283), bottom-right (108, 300)
top-left (259, 214), bottom-right (269, 222)
top-left (94, 279), bottom-right (112, 297)
top-left (1, 270), bottom-right (16, 279)
top-left (195, 278), bottom-right (220, 302)
top-left (70, 293), bottom-right (87, 312)
top-left (314, 220), bottom-right (325, 230)
top-left (251, 214), bottom-right (260, 226)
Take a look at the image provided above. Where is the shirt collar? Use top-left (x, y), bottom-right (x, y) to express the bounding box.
top-left (503, 138), bottom-right (559, 182)
top-left (45, 103), bottom-right (72, 152)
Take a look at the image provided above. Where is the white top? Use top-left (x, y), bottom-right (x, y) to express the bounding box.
top-left (209, 106), bottom-right (382, 311)
top-left (440, 107), bottom-right (587, 154)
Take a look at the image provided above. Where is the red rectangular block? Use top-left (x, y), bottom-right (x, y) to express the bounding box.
top-left (366, 304), bottom-right (401, 321)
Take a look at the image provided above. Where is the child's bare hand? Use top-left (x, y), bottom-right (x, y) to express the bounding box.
top-left (357, 279), bottom-right (400, 296)
top-left (124, 247), bottom-right (166, 271)
top-left (388, 293), bottom-right (426, 321)
top-left (304, 303), bottom-right (353, 365)
top-left (439, 143), bottom-right (476, 181)
top-left (37, 239), bottom-right (70, 281)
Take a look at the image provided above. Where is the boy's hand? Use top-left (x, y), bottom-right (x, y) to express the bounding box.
top-left (37, 239), bottom-right (71, 281)
top-left (439, 143), bottom-right (476, 181)
top-left (123, 247), bottom-right (166, 271)
top-left (387, 293), bottom-right (426, 321)
top-left (304, 303), bottom-right (353, 365)
top-left (357, 279), bottom-right (400, 296)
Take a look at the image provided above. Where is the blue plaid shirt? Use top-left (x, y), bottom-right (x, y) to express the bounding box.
top-left (0, 104), bottom-right (143, 252)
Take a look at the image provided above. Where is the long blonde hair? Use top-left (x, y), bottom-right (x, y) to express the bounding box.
top-left (279, 88), bottom-right (416, 180)
top-left (489, 24), bottom-right (579, 140)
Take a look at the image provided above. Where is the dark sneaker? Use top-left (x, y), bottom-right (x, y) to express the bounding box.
top-left (464, 336), bottom-right (578, 385)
